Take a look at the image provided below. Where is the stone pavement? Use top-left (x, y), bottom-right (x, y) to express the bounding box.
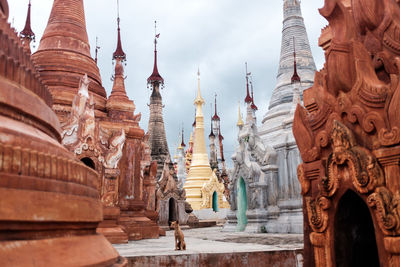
top-left (113, 226), bottom-right (304, 266)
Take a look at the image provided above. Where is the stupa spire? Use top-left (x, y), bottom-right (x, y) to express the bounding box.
top-left (212, 94), bottom-right (220, 121)
top-left (181, 127), bottom-right (186, 147)
top-left (109, 0), bottom-right (128, 101)
top-left (147, 21), bottom-right (164, 85)
top-left (209, 118), bottom-right (215, 138)
top-left (291, 37), bottom-right (300, 83)
top-left (237, 102), bottom-right (244, 127)
top-left (244, 62), bottom-right (252, 104)
top-left (113, 0), bottom-right (126, 61)
top-left (250, 78), bottom-right (258, 111)
top-left (20, 0), bottom-right (35, 53)
top-left (194, 69), bottom-right (205, 108)
top-left (106, 0), bottom-right (134, 114)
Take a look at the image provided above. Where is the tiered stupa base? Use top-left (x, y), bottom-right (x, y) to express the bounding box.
top-left (97, 206), bottom-right (128, 244)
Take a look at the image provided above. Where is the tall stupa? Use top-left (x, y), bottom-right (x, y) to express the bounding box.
top-left (32, 0), bottom-right (107, 123)
top-left (147, 23), bottom-right (170, 179)
top-left (183, 71), bottom-right (228, 217)
top-left (258, 0), bottom-right (316, 233)
top-left (183, 70), bottom-right (213, 210)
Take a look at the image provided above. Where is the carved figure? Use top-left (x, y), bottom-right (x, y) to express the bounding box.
top-left (104, 129), bottom-right (125, 169)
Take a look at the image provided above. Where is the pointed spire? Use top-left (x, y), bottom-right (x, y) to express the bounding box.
top-left (237, 102), bottom-right (244, 127)
top-left (181, 127), bottom-right (186, 147)
top-left (109, 0), bottom-right (127, 99)
top-left (95, 36), bottom-right (100, 64)
top-left (194, 68), bottom-right (205, 106)
top-left (212, 94), bottom-right (220, 121)
top-left (192, 109), bottom-right (196, 127)
top-left (209, 118), bottom-right (215, 138)
top-left (113, 0), bottom-right (126, 61)
top-left (147, 21), bottom-right (164, 84)
top-left (244, 62), bottom-right (252, 104)
top-left (177, 133), bottom-right (183, 150)
top-left (189, 132), bottom-right (193, 144)
top-left (291, 37), bottom-right (301, 83)
top-left (250, 79), bottom-right (258, 111)
top-left (107, 0), bottom-right (133, 110)
top-left (20, 0), bottom-right (35, 52)
top-left (21, 0), bottom-right (34, 38)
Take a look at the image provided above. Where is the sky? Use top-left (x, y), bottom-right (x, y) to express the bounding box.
top-left (8, 0), bottom-right (327, 168)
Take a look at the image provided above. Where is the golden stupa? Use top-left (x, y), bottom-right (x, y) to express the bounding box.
top-left (183, 70), bottom-right (228, 211)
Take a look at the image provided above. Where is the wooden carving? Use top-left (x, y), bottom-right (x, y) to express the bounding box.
top-left (293, 0), bottom-right (400, 266)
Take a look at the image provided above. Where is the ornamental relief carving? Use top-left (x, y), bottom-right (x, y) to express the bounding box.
top-left (293, 0), bottom-right (400, 265)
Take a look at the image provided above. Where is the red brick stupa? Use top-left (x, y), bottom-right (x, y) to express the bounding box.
top-left (0, 0), bottom-right (126, 265)
top-left (32, 0), bottom-right (107, 123)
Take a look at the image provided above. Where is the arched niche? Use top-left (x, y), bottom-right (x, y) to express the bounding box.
top-left (212, 191), bottom-right (219, 212)
top-left (236, 177), bottom-right (248, 231)
top-left (81, 157), bottom-right (96, 170)
top-left (334, 190), bottom-right (379, 267)
top-left (168, 198), bottom-right (177, 225)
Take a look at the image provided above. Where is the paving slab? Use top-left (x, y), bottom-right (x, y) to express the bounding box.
top-left (113, 226), bottom-right (303, 257)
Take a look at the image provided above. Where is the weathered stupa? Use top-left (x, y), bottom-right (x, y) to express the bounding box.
top-left (147, 23), bottom-right (170, 178)
top-left (0, 0), bottom-right (125, 265)
top-left (32, 0), bottom-right (107, 123)
top-left (183, 71), bottom-right (229, 219)
top-left (146, 25), bottom-right (187, 228)
top-left (257, 0), bottom-right (317, 233)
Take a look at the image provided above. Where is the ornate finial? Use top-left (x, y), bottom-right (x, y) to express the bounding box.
top-left (244, 62), bottom-right (252, 104)
top-left (20, 0), bottom-right (35, 43)
top-left (237, 101), bottom-right (244, 127)
top-left (194, 68), bottom-right (204, 106)
top-left (95, 36), bottom-right (100, 64)
top-left (291, 36), bottom-right (301, 83)
top-left (209, 105), bottom-right (215, 138)
top-left (250, 77), bottom-right (258, 111)
top-left (181, 125), bottom-right (186, 147)
top-left (113, 0), bottom-right (126, 61)
top-left (212, 93), bottom-right (220, 121)
top-left (117, 0), bottom-right (120, 26)
top-left (147, 20), bottom-right (164, 85)
top-left (192, 109), bottom-right (196, 127)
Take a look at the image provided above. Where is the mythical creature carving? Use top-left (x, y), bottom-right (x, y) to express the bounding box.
top-left (323, 121), bottom-right (384, 196)
top-left (104, 129), bottom-right (125, 169)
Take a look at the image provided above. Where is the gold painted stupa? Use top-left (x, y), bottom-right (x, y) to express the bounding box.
top-left (183, 70), bottom-right (227, 210)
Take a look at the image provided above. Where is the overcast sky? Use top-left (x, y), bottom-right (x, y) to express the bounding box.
top-left (8, 0), bottom-right (327, 168)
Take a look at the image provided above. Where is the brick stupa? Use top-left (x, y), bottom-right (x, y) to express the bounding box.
top-left (0, 0), bottom-right (126, 265)
top-left (32, 0), bottom-right (107, 123)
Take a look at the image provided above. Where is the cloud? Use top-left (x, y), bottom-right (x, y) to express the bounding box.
top-left (8, 0), bottom-right (326, 168)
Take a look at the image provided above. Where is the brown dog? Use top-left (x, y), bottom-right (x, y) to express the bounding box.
top-left (171, 221), bottom-right (186, 250)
